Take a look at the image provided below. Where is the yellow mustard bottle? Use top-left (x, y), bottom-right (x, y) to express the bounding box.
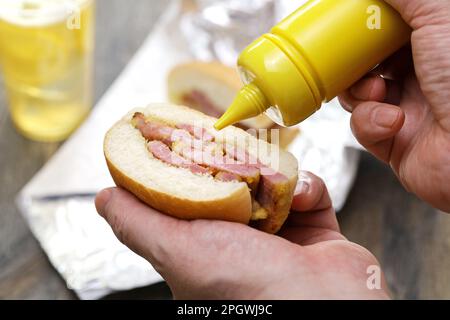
top-left (214, 0), bottom-right (411, 130)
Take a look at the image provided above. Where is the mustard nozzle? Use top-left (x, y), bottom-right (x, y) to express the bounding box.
top-left (214, 83), bottom-right (269, 130)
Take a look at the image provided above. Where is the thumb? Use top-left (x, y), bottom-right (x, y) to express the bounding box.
top-left (385, 0), bottom-right (450, 130)
top-left (350, 101), bottom-right (405, 163)
top-left (384, 0), bottom-right (450, 29)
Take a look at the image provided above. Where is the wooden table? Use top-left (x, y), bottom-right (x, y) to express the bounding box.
top-left (1, 0), bottom-right (449, 300)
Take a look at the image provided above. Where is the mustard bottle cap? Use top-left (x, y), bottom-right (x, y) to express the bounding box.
top-left (214, 82), bottom-right (269, 130)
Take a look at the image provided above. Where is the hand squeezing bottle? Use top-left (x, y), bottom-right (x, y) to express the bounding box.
top-left (214, 0), bottom-right (411, 130)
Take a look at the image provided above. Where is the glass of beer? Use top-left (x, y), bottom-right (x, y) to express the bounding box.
top-left (0, 0), bottom-right (95, 142)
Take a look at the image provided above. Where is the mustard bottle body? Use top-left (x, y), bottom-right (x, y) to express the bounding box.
top-left (214, 0), bottom-right (411, 130)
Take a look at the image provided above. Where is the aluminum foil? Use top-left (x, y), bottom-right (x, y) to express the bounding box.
top-left (180, 0), bottom-right (310, 65)
top-left (17, 0), bottom-right (361, 299)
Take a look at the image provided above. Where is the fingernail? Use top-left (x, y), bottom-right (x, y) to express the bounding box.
top-left (373, 107), bottom-right (400, 129)
top-left (95, 188), bottom-right (113, 216)
top-left (295, 176), bottom-right (310, 195)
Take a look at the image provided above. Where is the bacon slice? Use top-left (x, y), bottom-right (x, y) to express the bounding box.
top-left (225, 145), bottom-right (290, 230)
top-left (133, 113), bottom-right (189, 144)
top-left (133, 113), bottom-right (214, 151)
top-left (176, 124), bottom-right (215, 142)
top-left (132, 113), bottom-right (175, 145)
top-left (173, 143), bottom-right (260, 191)
top-left (226, 146), bottom-right (288, 184)
top-left (147, 141), bottom-right (210, 175)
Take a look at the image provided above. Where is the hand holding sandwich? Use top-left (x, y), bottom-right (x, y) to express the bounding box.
top-left (96, 171), bottom-right (389, 300)
top-left (97, 99), bottom-right (388, 299)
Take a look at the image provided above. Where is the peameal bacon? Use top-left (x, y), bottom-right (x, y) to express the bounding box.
top-left (132, 112), bottom-right (290, 223)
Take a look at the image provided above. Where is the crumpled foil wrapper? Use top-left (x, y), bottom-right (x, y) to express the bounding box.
top-left (17, 0), bottom-right (361, 299)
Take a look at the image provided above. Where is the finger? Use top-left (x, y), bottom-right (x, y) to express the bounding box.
top-left (338, 91), bottom-right (357, 113)
top-left (281, 171), bottom-right (343, 245)
top-left (350, 75), bottom-right (387, 102)
top-left (370, 45), bottom-right (413, 80)
top-left (383, 79), bottom-right (403, 105)
top-left (339, 79), bottom-right (405, 113)
top-left (279, 225), bottom-right (345, 246)
top-left (288, 171), bottom-right (339, 233)
top-left (95, 187), bottom-right (186, 270)
top-left (350, 102), bottom-right (405, 162)
top-left (291, 171), bottom-right (332, 213)
top-left (338, 76), bottom-right (386, 112)
top-left (368, 46), bottom-right (412, 105)
top-left (339, 45), bottom-right (412, 112)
